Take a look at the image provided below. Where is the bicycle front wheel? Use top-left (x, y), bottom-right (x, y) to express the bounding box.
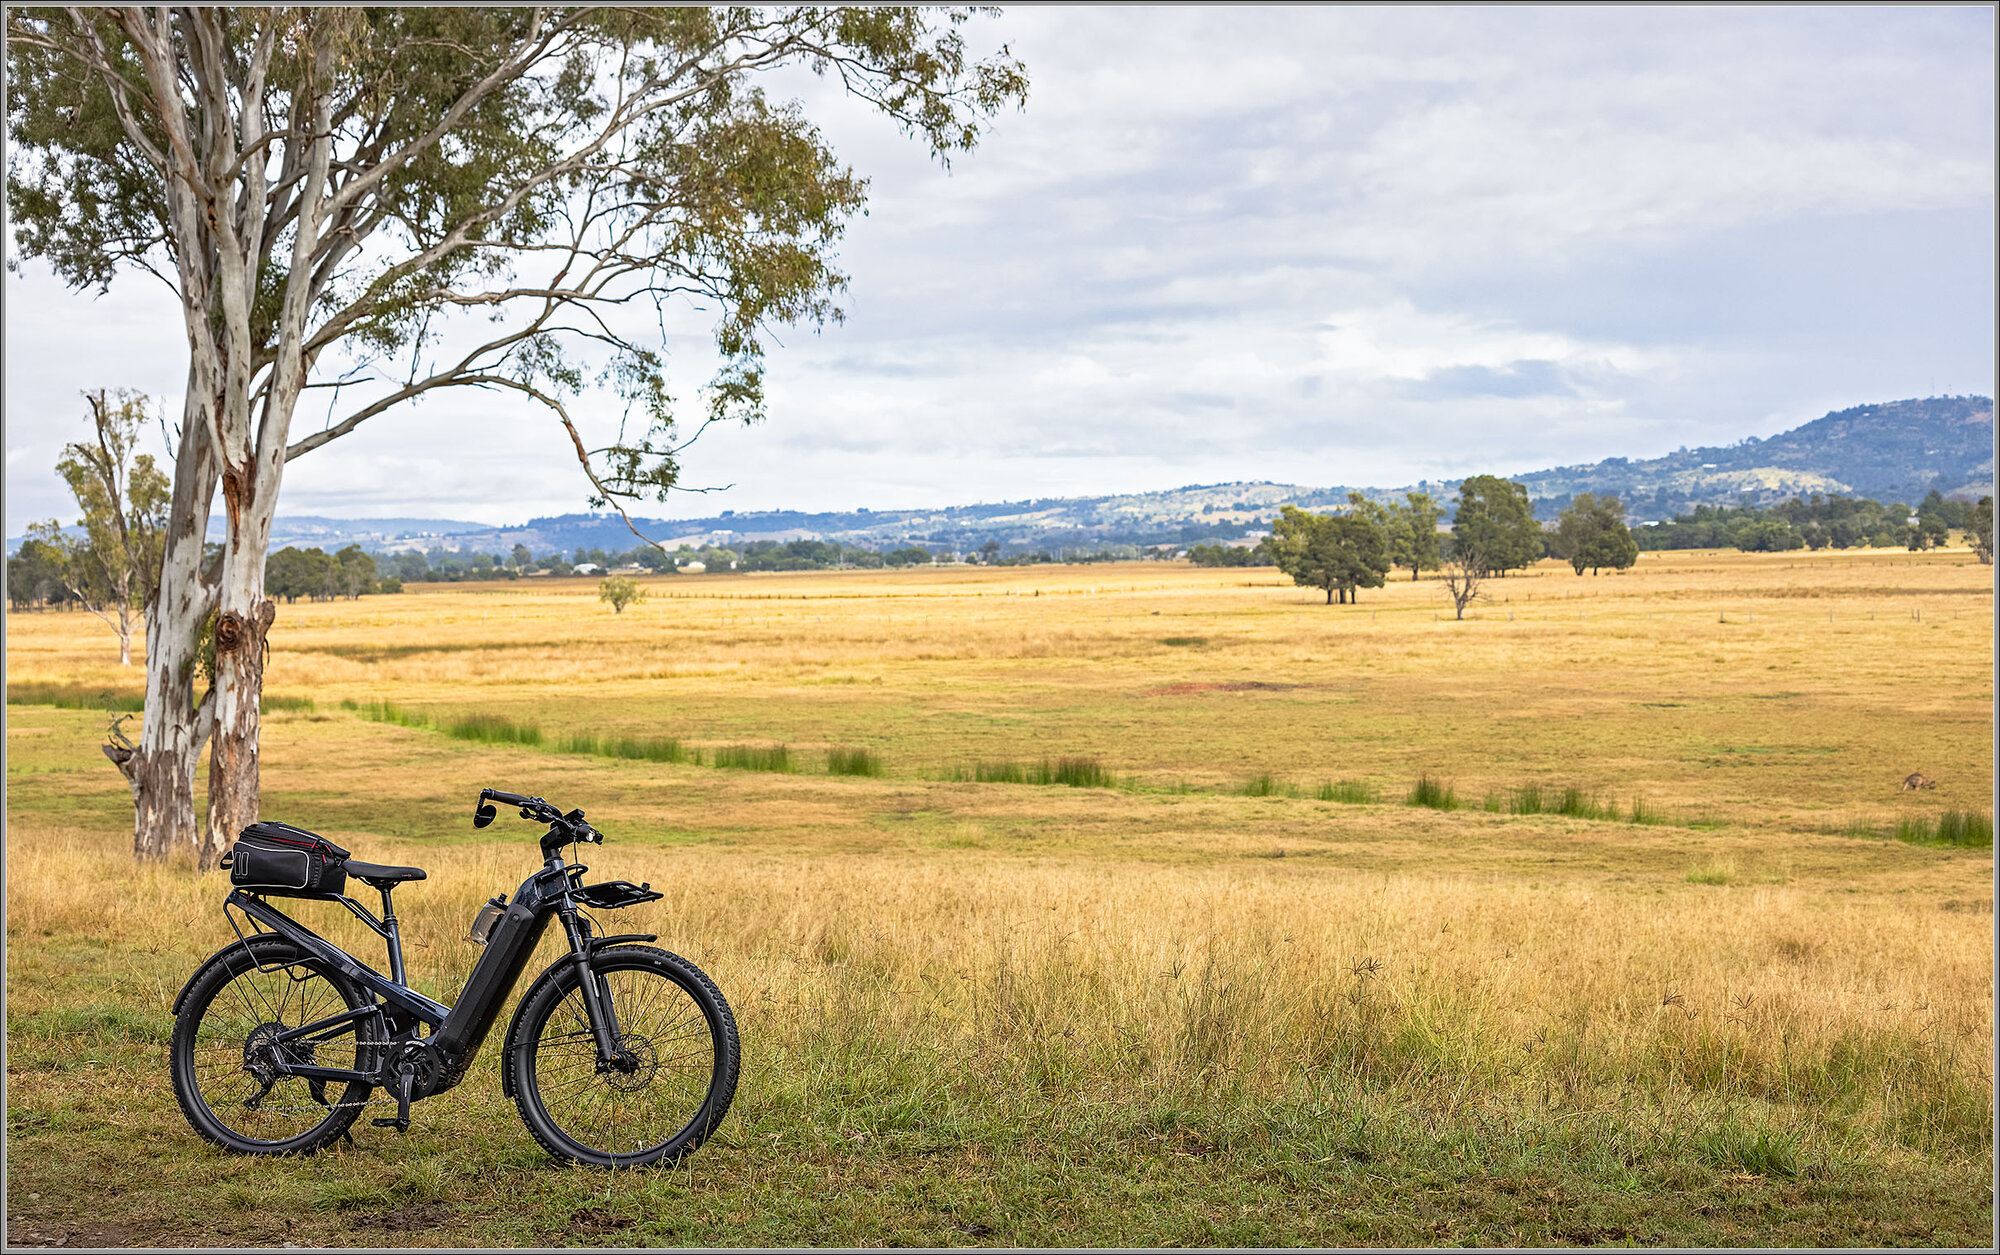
top-left (170, 938), bottom-right (383, 1155)
top-left (506, 946), bottom-right (739, 1168)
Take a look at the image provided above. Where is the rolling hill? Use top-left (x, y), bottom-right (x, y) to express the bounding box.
top-left (9, 395), bottom-right (1990, 558)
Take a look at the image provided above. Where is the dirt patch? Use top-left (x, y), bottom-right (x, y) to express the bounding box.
top-left (561, 1207), bottom-right (634, 1239)
top-left (5, 1217), bottom-right (155, 1248)
top-left (366, 1202), bottom-right (457, 1232)
top-left (1556, 1222), bottom-right (1651, 1245)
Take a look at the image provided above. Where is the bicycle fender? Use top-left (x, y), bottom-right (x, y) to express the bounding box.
top-left (496, 942), bottom-right (659, 1098)
top-left (170, 932), bottom-right (303, 1016)
top-left (589, 933), bottom-right (658, 952)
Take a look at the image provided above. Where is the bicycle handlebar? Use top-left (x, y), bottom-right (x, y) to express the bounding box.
top-left (474, 787), bottom-right (602, 849)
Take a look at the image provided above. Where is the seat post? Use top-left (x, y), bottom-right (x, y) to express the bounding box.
top-left (378, 884), bottom-right (406, 986)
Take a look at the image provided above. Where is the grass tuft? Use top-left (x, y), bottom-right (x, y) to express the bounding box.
top-left (1317, 779), bottom-right (1377, 804)
top-left (1046, 757), bottom-right (1113, 788)
top-left (1685, 858), bottom-right (1736, 885)
top-left (1628, 797), bottom-right (1668, 825)
top-left (351, 699), bottom-right (430, 731)
top-left (827, 746), bottom-right (885, 777)
top-left (1694, 1123), bottom-right (1801, 1179)
top-left (1894, 811), bottom-right (1993, 850)
top-left (442, 712), bottom-right (543, 747)
top-left (950, 757), bottom-right (1114, 788)
top-left (1238, 773), bottom-right (1283, 797)
top-left (557, 732), bottom-right (694, 764)
top-left (712, 743), bottom-right (794, 772)
top-left (1406, 774), bottom-right (1458, 811)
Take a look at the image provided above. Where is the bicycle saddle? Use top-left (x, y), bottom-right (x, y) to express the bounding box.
top-left (346, 859), bottom-right (427, 888)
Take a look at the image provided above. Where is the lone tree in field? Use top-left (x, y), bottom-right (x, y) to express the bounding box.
top-left (26, 389), bottom-right (171, 665)
top-left (1550, 492), bottom-right (1639, 575)
top-left (598, 574), bottom-right (644, 614)
top-left (1452, 475), bottom-right (1543, 576)
top-left (1437, 540), bottom-right (1485, 620)
top-left (1270, 504), bottom-right (1390, 604)
top-left (8, 6), bottom-right (1025, 861)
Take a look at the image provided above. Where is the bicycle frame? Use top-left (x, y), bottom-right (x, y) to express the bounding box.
top-left (217, 850), bottom-right (651, 1099)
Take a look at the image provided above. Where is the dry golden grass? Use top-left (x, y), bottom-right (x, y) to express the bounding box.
top-left (5, 547), bottom-right (1993, 1245)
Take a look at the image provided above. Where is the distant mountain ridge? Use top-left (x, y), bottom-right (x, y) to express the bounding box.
top-left (9, 395), bottom-right (1990, 557)
top-left (1506, 395), bottom-right (1993, 520)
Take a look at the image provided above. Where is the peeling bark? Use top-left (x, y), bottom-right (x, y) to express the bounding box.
top-left (130, 385), bottom-right (221, 861)
top-left (205, 593), bottom-right (276, 856)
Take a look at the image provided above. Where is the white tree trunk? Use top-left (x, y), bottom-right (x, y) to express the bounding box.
top-left (125, 386), bottom-right (220, 862)
top-left (204, 471), bottom-right (283, 855)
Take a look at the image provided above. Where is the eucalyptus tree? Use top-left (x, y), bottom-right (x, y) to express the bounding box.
top-left (1270, 505), bottom-right (1390, 605)
top-left (8, 6), bottom-right (1026, 860)
top-left (1551, 492), bottom-right (1638, 575)
top-left (1391, 491), bottom-right (1442, 580)
top-left (1451, 475), bottom-right (1543, 577)
top-left (27, 389), bottom-right (171, 666)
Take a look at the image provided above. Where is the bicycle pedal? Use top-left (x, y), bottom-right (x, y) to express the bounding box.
top-left (371, 1116), bottom-right (411, 1132)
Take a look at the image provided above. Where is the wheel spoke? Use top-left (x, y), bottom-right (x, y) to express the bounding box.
top-left (521, 957), bottom-right (733, 1163)
top-left (175, 949), bottom-right (380, 1152)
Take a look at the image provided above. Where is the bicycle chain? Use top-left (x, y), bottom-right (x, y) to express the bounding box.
top-left (232, 1040), bottom-right (434, 1115)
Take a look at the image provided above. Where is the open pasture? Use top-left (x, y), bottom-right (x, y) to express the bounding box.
top-left (6, 548), bottom-right (1993, 1246)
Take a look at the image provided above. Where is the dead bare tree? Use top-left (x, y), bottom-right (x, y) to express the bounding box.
top-left (1439, 543), bottom-right (1486, 621)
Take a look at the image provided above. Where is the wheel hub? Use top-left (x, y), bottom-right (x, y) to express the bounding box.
top-left (602, 1033), bottom-right (658, 1092)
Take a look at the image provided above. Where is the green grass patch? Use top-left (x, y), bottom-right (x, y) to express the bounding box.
top-left (5, 683), bottom-right (311, 716)
top-left (1502, 783), bottom-right (1615, 820)
top-left (557, 732), bottom-right (696, 764)
top-left (1893, 811), bottom-right (1993, 850)
top-left (1628, 798), bottom-right (1669, 825)
top-left (1238, 773), bottom-right (1285, 797)
top-left (712, 744), bottom-right (795, 772)
top-left (1405, 774), bottom-right (1458, 811)
top-left (1685, 859), bottom-right (1736, 886)
top-left (827, 746), bottom-right (885, 777)
top-left (6, 682), bottom-right (145, 712)
top-left (1159, 636), bottom-right (1208, 647)
top-left (347, 698), bottom-right (431, 731)
top-left (440, 712), bottom-right (543, 747)
top-left (1316, 779), bottom-right (1376, 804)
top-left (1694, 1122), bottom-right (1801, 1179)
top-left (949, 757), bottom-right (1115, 788)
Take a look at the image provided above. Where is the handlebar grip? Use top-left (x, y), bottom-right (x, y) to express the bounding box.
top-left (482, 788), bottom-right (534, 808)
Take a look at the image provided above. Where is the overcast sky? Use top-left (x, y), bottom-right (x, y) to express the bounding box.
top-left (6, 5), bottom-right (1993, 534)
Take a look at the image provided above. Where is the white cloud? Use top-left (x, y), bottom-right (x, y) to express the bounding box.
top-left (6, 6), bottom-right (1993, 532)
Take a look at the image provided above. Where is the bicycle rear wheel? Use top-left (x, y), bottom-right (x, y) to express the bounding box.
top-left (506, 946), bottom-right (739, 1168)
top-left (170, 939), bottom-right (383, 1155)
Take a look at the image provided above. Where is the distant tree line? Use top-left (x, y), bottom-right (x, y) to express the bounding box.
top-left (369, 538), bottom-right (953, 582)
top-left (264, 545), bottom-right (394, 601)
top-left (1185, 477), bottom-right (1638, 608)
top-left (1635, 490), bottom-right (1984, 553)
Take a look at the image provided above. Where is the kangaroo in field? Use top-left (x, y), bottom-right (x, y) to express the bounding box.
top-left (1901, 772), bottom-right (1937, 791)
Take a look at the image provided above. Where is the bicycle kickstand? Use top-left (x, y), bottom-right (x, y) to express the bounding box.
top-left (371, 1062), bottom-right (415, 1133)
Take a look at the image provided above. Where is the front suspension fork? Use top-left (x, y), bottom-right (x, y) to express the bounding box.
top-left (558, 910), bottom-right (624, 1063)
